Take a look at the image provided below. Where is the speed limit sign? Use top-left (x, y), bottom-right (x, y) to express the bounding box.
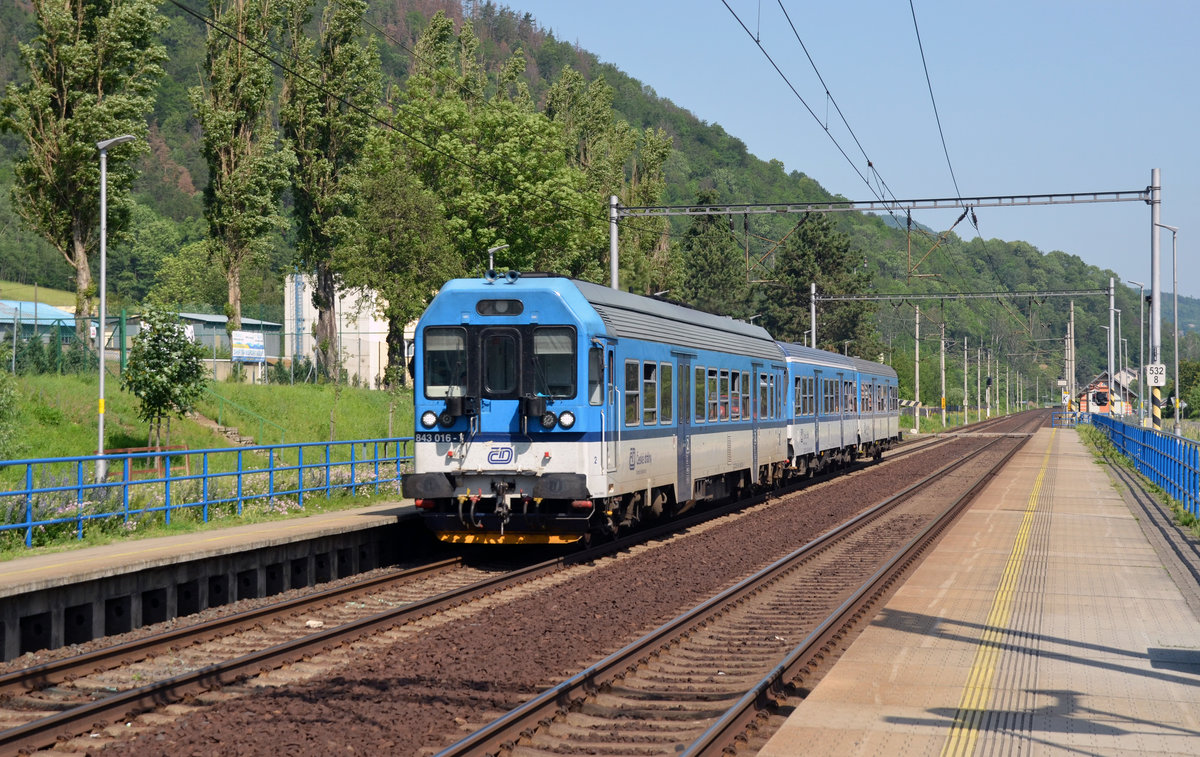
top-left (1147, 363), bottom-right (1167, 387)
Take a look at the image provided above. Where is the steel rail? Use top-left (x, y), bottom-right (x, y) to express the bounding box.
top-left (0, 419), bottom-right (986, 755)
top-left (433, 415), bottom-right (1038, 756)
top-left (683, 413), bottom-right (1041, 755)
top-left (0, 555), bottom-right (568, 756)
top-left (0, 558), bottom-right (465, 698)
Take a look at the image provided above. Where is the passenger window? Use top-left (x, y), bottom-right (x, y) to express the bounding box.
top-left (741, 371), bottom-right (750, 418)
top-left (730, 372), bottom-right (742, 420)
top-left (707, 369), bottom-right (719, 421)
top-left (759, 373), bottom-right (769, 419)
top-left (660, 363), bottom-right (673, 424)
top-left (625, 361), bottom-right (640, 426)
top-left (588, 347), bottom-right (603, 405)
top-left (643, 363), bottom-right (658, 425)
top-left (719, 370), bottom-right (730, 420)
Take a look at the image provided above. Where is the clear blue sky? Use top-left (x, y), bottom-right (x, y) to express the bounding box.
top-left (510, 0), bottom-right (1198, 298)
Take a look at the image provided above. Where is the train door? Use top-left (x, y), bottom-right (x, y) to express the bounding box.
top-left (837, 372), bottom-right (846, 450)
top-left (675, 353), bottom-right (693, 502)
top-left (605, 347), bottom-right (618, 475)
top-left (751, 362), bottom-right (762, 484)
top-left (813, 369), bottom-right (823, 454)
top-left (480, 327), bottom-right (521, 430)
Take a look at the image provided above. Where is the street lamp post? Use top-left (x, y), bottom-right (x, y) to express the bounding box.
top-left (96, 135), bottom-right (136, 482)
top-left (1129, 280), bottom-right (1145, 425)
top-left (487, 243), bottom-right (509, 272)
top-left (1108, 307), bottom-right (1118, 412)
top-left (1100, 324), bottom-right (1111, 414)
top-left (1154, 223), bottom-right (1180, 434)
top-left (1121, 338), bottom-right (1130, 415)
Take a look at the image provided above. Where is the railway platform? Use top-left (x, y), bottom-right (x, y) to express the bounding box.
top-left (761, 425), bottom-right (1200, 756)
top-left (0, 501), bottom-right (418, 660)
top-left (0, 501), bottom-right (416, 597)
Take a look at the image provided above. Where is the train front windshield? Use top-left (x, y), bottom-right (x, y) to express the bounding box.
top-left (425, 327), bottom-right (467, 398)
top-left (422, 325), bottom-right (578, 401)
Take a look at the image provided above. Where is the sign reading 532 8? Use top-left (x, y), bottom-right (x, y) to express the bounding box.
top-left (1146, 363), bottom-right (1167, 387)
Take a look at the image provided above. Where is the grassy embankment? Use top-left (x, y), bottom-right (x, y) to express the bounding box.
top-left (1077, 424), bottom-right (1200, 541)
top-left (3, 373), bottom-right (415, 558)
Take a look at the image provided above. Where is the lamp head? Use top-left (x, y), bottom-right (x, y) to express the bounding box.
top-left (97, 134), bottom-right (136, 152)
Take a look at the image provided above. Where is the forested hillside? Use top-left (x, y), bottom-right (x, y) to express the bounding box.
top-left (1, 0), bottom-right (1196, 407)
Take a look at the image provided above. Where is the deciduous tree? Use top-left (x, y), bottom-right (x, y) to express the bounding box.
top-left (280, 0), bottom-right (380, 380)
top-left (191, 0), bottom-right (294, 332)
top-left (338, 140), bottom-right (457, 387)
top-left (0, 0), bottom-right (166, 343)
top-left (121, 305), bottom-right (207, 450)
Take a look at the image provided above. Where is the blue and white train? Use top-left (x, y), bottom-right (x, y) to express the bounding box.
top-left (401, 272), bottom-right (900, 545)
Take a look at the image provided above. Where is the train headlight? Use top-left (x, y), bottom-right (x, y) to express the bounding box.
top-left (557, 410), bottom-right (576, 430)
top-left (420, 411), bottom-right (438, 429)
top-left (438, 411), bottom-right (455, 427)
top-left (540, 411), bottom-right (558, 430)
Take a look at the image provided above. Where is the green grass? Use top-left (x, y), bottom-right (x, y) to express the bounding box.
top-left (0, 489), bottom-right (399, 561)
top-left (1, 373), bottom-right (416, 558)
top-left (0, 279), bottom-right (76, 309)
top-left (12, 373), bottom-right (415, 461)
top-left (1076, 425), bottom-right (1200, 541)
top-left (194, 381), bottom-right (413, 446)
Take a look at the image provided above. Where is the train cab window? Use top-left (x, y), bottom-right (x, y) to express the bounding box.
top-left (643, 362), bottom-right (658, 425)
top-left (625, 360), bottom-right (640, 425)
top-left (660, 364), bottom-right (674, 424)
top-left (533, 327), bottom-right (577, 398)
top-left (588, 347), bottom-right (603, 405)
top-left (424, 327), bottom-right (467, 399)
top-left (707, 369), bottom-right (719, 421)
top-left (482, 330), bottom-right (519, 397)
top-left (694, 366), bottom-right (706, 423)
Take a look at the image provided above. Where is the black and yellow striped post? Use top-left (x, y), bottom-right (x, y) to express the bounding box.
top-left (1152, 386), bottom-right (1163, 430)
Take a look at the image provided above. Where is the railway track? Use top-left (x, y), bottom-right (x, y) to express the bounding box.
top-left (0, 415), bottom-right (1036, 754)
top-left (0, 557), bottom-right (547, 756)
top-left (435, 412), bottom-right (1041, 756)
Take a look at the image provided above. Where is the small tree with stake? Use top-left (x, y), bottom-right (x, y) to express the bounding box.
top-left (122, 306), bottom-right (208, 451)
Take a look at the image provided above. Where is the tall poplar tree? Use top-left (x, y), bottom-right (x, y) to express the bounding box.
top-left (545, 67), bottom-right (673, 290)
top-left (280, 0), bottom-right (380, 380)
top-left (191, 0), bottom-right (294, 332)
top-left (0, 0), bottom-right (166, 342)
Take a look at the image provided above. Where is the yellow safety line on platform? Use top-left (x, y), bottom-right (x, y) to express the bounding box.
top-left (940, 428), bottom-right (1055, 757)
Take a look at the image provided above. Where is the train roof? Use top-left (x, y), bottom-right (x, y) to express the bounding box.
top-left (571, 279), bottom-right (784, 361)
top-left (848, 356), bottom-right (897, 379)
top-left (775, 341), bottom-right (857, 370)
top-left (775, 342), bottom-right (896, 379)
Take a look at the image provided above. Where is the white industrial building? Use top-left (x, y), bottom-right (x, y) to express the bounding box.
top-left (283, 274), bottom-right (414, 387)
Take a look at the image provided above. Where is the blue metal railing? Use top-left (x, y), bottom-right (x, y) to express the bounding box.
top-left (0, 438), bottom-right (414, 548)
top-left (1086, 414), bottom-right (1198, 516)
